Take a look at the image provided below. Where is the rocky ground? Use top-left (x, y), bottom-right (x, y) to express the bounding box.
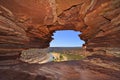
top-left (0, 52), bottom-right (120, 80)
top-left (0, 0), bottom-right (120, 80)
top-left (20, 49), bottom-right (51, 64)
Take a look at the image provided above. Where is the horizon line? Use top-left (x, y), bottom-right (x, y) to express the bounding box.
top-left (49, 46), bottom-right (82, 47)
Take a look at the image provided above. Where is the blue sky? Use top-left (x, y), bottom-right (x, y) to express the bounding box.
top-left (50, 30), bottom-right (85, 47)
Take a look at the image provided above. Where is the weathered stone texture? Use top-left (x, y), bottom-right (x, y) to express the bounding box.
top-left (0, 0), bottom-right (120, 80)
top-left (0, 0), bottom-right (120, 64)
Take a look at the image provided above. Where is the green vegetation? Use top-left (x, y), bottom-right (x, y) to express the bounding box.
top-left (51, 52), bottom-right (85, 62)
top-left (62, 53), bottom-right (84, 60)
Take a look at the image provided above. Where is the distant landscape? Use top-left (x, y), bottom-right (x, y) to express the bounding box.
top-left (49, 47), bottom-right (85, 62)
top-left (49, 47), bottom-right (85, 54)
top-left (20, 47), bottom-right (86, 63)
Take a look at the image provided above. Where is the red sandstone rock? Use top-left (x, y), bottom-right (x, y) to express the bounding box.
top-left (0, 0), bottom-right (120, 80)
top-left (0, 0), bottom-right (119, 74)
top-left (0, 60), bottom-right (120, 80)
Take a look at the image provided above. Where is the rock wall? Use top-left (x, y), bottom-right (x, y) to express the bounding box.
top-left (0, 0), bottom-right (120, 64)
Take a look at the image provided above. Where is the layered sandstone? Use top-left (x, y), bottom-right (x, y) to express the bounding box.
top-left (0, 0), bottom-right (120, 63)
top-left (0, 0), bottom-right (120, 79)
top-left (0, 0), bottom-right (120, 53)
top-left (0, 59), bottom-right (120, 80)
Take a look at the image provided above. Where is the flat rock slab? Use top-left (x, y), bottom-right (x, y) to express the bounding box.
top-left (0, 60), bottom-right (120, 80)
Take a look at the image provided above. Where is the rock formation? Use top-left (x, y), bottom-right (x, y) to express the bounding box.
top-left (0, 0), bottom-right (120, 80)
top-left (0, 0), bottom-right (120, 61)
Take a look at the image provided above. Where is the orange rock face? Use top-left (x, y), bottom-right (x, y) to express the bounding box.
top-left (0, 0), bottom-right (120, 64)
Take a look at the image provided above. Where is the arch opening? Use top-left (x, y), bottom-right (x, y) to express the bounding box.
top-left (20, 30), bottom-right (86, 64)
top-left (49, 30), bottom-right (86, 62)
top-left (50, 30), bottom-right (85, 47)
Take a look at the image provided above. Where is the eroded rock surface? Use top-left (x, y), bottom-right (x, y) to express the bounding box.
top-left (0, 59), bottom-right (120, 80)
top-left (0, 0), bottom-right (120, 80)
top-left (0, 0), bottom-right (119, 52)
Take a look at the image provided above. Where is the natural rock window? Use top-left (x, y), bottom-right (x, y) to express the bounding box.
top-left (0, 0), bottom-right (120, 80)
top-left (50, 30), bottom-right (85, 47)
top-left (20, 30), bottom-right (86, 63)
top-left (49, 30), bottom-right (85, 62)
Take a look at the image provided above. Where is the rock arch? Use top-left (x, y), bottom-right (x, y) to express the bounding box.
top-left (0, 0), bottom-right (120, 65)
